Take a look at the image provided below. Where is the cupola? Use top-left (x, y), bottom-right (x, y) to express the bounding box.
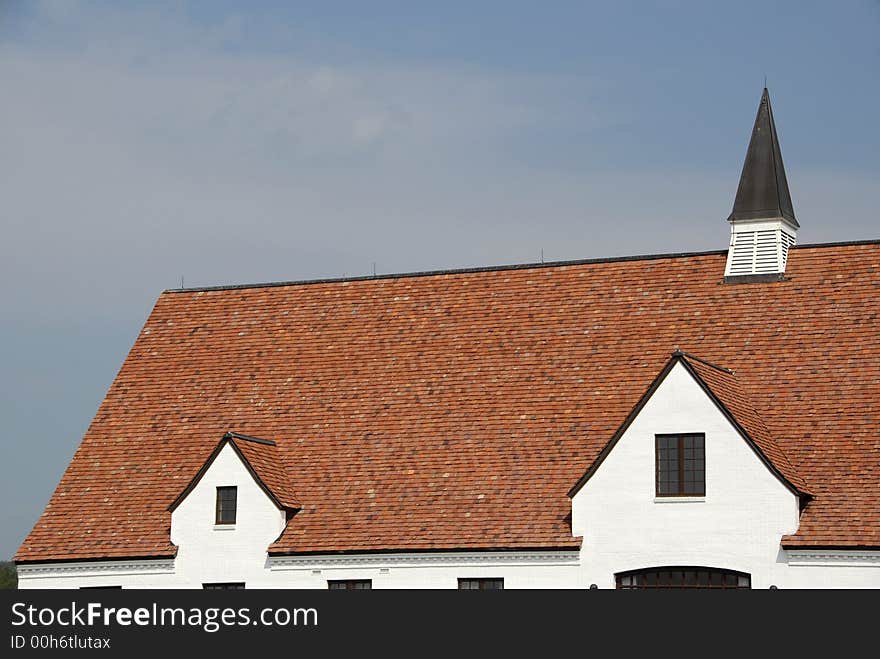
top-left (724, 88), bottom-right (798, 282)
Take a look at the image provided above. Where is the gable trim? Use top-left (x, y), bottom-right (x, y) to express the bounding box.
top-left (225, 431), bottom-right (276, 446)
top-left (567, 357), bottom-right (680, 498)
top-left (167, 432), bottom-right (297, 513)
top-left (675, 358), bottom-right (808, 500)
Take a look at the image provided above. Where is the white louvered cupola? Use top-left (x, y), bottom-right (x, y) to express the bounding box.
top-left (725, 221), bottom-right (797, 278)
top-left (723, 88), bottom-right (799, 282)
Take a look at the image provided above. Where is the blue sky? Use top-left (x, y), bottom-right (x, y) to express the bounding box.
top-left (1, 0), bottom-right (878, 560)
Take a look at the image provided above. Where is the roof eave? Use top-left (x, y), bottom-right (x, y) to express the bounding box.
top-left (266, 543), bottom-right (584, 558)
top-left (14, 548), bottom-right (178, 566)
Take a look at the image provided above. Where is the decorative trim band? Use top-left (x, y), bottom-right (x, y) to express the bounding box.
top-left (17, 559), bottom-right (176, 579)
top-left (786, 550), bottom-right (880, 567)
top-left (269, 551), bottom-right (581, 571)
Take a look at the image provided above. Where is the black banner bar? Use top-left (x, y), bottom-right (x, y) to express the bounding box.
top-left (1, 590), bottom-right (873, 653)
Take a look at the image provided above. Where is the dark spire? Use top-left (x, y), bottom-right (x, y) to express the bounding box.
top-left (728, 88), bottom-right (798, 227)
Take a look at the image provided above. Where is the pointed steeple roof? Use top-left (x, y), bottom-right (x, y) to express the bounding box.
top-left (728, 88), bottom-right (798, 227)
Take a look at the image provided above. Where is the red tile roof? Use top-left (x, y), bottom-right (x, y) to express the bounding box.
top-left (232, 435), bottom-right (301, 511)
top-left (15, 241), bottom-right (880, 562)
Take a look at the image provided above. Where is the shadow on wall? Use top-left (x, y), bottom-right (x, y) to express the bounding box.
top-left (0, 562), bottom-right (18, 590)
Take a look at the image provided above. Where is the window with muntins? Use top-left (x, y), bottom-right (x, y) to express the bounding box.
top-left (617, 567), bottom-right (750, 589)
top-left (656, 434), bottom-right (705, 496)
top-left (458, 578), bottom-right (504, 590)
top-left (328, 580), bottom-right (372, 590)
top-left (215, 486), bottom-right (238, 524)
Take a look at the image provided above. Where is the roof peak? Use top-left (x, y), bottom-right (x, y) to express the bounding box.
top-left (671, 350), bottom-right (734, 375)
top-left (728, 87), bottom-right (798, 227)
top-left (223, 431), bottom-right (276, 446)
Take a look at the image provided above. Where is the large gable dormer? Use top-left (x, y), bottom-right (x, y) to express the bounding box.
top-left (569, 351), bottom-right (809, 500)
top-left (569, 352), bottom-right (809, 588)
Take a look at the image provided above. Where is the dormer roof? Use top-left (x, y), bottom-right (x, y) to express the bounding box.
top-left (676, 353), bottom-right (810, 496)
top-left (567, 351), bottom-right (811, 499)
top-left (168, 432), bottom-right (301, 513)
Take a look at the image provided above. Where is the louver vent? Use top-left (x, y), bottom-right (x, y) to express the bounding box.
top-left (724, 226), bottom-right (796, 278)
top-left (780, 231), bottom-right (795, 271)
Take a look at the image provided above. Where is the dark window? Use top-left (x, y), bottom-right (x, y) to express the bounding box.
top-left (215, 486), bottom-right (237, 524)
top-left (203, 582), bottom-right (245, 590)
top-left (656, 434), bottom-right (705, 496)
top-left (617, 567), bottom-right (749, 589)
top-left (458, 578), bottom-right (504, 590)
top-left (328, 580), bottom-right (372, 590)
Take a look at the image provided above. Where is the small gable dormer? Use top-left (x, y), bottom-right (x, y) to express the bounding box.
top-left (724, 88), bottom-right (799, 283)
top-left (168, 431), bottom-right (300, 517)
top-left (168, 432), bottom-right (300, 587)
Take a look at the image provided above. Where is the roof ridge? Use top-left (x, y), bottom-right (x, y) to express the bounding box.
top-left (162, 239), bottom-right (880, 294)
top-left (224, 431), bottom-right (276, 446)
top-left (672, 350), bottom-right (734, 375)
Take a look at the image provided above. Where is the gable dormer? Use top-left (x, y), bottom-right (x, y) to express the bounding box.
top-left (567, 351), bottom-right (810, 587)
top-left (168, 431), bottom-right (300, 516)
top-left (724, 88), bottom-right (799, 282)
top-left (568, 351), bottom-right (810, 501)
top-left (167, 432), bottom-right (300, 587)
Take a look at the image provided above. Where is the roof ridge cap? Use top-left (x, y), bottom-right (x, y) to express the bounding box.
top-left (224, 431), bottom-right (276, 446)
top-left (672, 350), bottom-right (734, 375)
top-left (163, 248), bottom-right (730, 293)
top-left (161, 239), bottom-right (880, 294)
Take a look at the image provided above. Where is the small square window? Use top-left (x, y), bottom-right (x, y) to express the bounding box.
top-left (215, 486), bottom-right (237, 525)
